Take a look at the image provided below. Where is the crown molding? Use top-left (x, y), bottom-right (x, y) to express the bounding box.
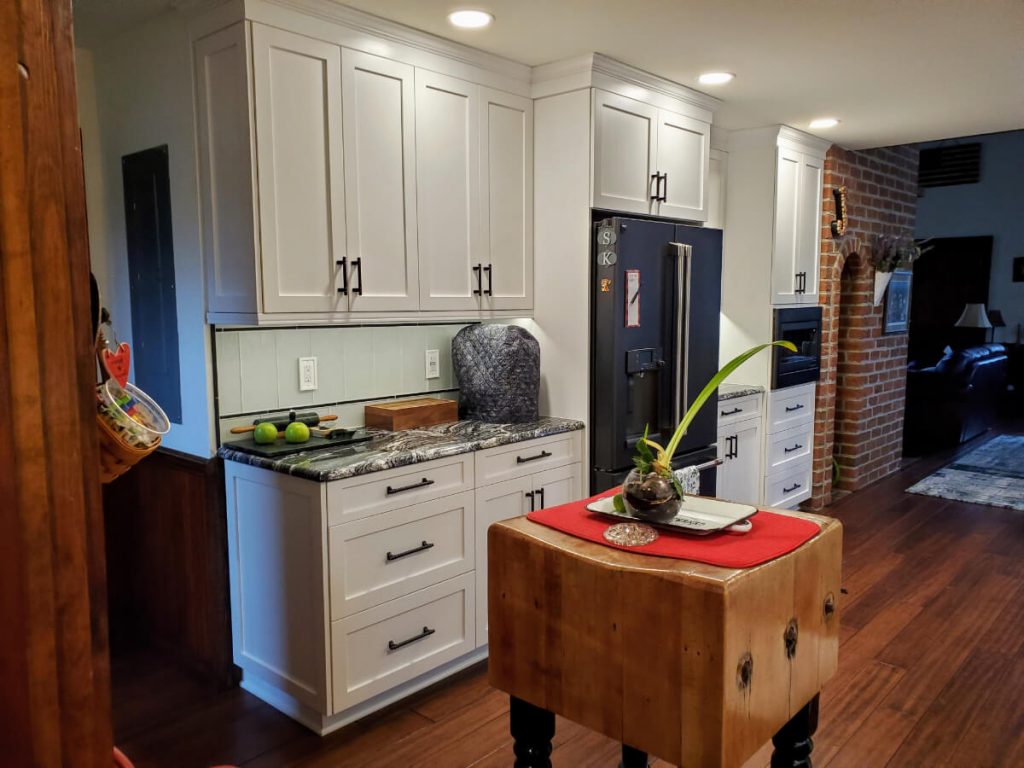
top-left (243, 0), bottom-right (531, 84)
top-left (589, 53), bottom-right (721, 114)
top-left (777, 125), bottom-right (832, 156)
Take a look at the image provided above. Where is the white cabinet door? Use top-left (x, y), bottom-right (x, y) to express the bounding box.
top-left (771, 146), bottom-right (802, 305)
top-left (655, 108), bottom-right (709, 222)
top-left (592, 90), bottom-right (658, 215)
top-left (415, 70), bottom-right (480, 312)
top-left (530, 463), bottom-right (581, 511)
top-left (474, 476), bottom-right (532, 647)
top-left (342, 50), bottom-right (419, 312)
top-left (717, 419), bottom-right (761, 506)
top-left (480, 87), bottom-right (533, 310)
top-left (195, 24), bottom-right (258, 315)
top-left (252, 25), bottom-right (346, 313)
top-left (795, 152), bottom-right (823, 303)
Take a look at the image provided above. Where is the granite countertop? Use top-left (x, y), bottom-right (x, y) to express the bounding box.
top-left (218, 417), bottom-right (585, 482)
top-left (718, 383), bottom-right (765, 401)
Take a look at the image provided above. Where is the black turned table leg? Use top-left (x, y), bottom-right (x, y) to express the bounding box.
top-left (510, 696), bottom-right (555, 768)
top-left (620, 743), bottom-right (650, 767)
top-left (771, 694), bottom-right (820, 768)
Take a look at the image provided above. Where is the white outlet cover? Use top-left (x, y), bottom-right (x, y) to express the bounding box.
top-left (425, 349), bottom-right (440, 379)
top-left (298, 356), bottom-right (318, 391)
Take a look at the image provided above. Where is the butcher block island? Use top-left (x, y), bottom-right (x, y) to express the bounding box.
top-left (218, 417), bottom-right (584, 734)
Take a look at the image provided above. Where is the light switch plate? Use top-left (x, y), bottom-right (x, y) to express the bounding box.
top-left (298, 356), bottom-right (318, 391)
top-left (425, 349), bottom-right (440, 379)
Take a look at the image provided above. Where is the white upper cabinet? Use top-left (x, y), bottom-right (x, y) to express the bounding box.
top-left (592, 90), bottom-right (658, 215)
top-left (771, 144), bottom-right (823, 305)
top-left (592, 89), bottom-right (710, 222)
top-left (656, 108), bottom-right (710, 221)
top-left (341, 50), bottom-right (419, 312)
top-left (415, 71), bottom-right (480, 312)
top-left (252, 26), bottom-right (346, 313)
top-left (193, 6), bottom-right (534, 323)
top-left (479, 87), bottom-right (533, 311)
top-left (415, 79), bottom-right (533, 312)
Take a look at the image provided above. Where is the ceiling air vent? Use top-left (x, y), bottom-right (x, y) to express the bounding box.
top-left (918, 143), bottom-right (981, 188)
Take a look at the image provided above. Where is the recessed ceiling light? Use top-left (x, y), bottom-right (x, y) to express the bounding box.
top-left (809, 117), bottom-right (840, 129)
top-left (698, 72), bottom-right (734, 86)
top-left (448, 9), bottom-right (493, 29)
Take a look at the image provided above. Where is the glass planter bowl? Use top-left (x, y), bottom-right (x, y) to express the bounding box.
top-left (621, 468), bottom-right (682, 523)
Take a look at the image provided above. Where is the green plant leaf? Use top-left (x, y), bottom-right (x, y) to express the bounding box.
top-left (612, 494), bottom-right (625, 513)
top-left (670, 472), bottom-right (685, 500)
top-left (662, 340), bottom-right (797, 463)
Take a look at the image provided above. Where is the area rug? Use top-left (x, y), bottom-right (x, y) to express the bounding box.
top-left (906, 434), bottom-right (1024, 512)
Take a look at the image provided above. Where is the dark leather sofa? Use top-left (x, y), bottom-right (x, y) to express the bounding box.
top-left (903, 344), bottom-right (1008, 454)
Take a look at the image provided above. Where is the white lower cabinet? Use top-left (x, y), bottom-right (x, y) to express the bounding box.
top-left (716, 416), bottom-right (762, 506)
top-left (763, 382), bottom-right (816, 508)
top-left (224, 430), bottom-right (582, 734)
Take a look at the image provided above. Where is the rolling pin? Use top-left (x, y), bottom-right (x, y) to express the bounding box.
top-left (230, 411), bottom-right (338, 434)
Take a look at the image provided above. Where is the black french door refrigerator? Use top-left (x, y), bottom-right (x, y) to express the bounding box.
top-left (590, 216), bottom-right (723, 494)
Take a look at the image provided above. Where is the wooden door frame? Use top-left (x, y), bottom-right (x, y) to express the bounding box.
top-left (0, 1), bottom-right (113, 765)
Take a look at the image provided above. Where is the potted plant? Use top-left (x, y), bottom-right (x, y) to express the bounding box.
top-left (871, 236), bottom-right (928, 305)
top-left (615, 341), bottom-right (797, 522)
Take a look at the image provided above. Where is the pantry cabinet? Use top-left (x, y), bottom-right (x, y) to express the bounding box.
top-left (592, 89), bottom-right (710, 222)
top-left (772, 146), bottom-right (823, 305)
top-left (193, 8), bottom-right (533, 323)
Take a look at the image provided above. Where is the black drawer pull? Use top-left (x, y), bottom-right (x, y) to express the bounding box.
top-left (784, 444), bottom-right (804, 454)
top-left (721, 407), bottom-right (742, 416)
top-left (784, 403), bottom-right (805, 412)
top-left (525, 490), bottom-right (535, 512)
top-left (386, 478), bottom-right (435, 496)
top-left (783, 483), bottom-right (802, 493)
top-left (537, 487), bottom-right (545, 509)
top-left (387, 626), bottom-right (435, 652)
top-left (336, 257), bottom-right (348, 295)
top-left (386, 540), bottom-right (434, 562)
top-left (516, 450), bottom-right (552, 465)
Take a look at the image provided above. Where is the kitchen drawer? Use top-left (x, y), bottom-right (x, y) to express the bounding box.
top-left (765, 422), bottom-right (813, 476)
top-left (763, 460), bottom-right (812, 509)
top-left (767, 383), bottom-right (816, 433)
top-left (329, 492), bottom-right (474, 618)
top-left (475, 431), bottom-right (582, 488)
top-left (327, 454), bottom-right (474, 525)
top-left (331, 573), bottom-right (474, 713)
top-left (717, 394), bottom-right (762, 428)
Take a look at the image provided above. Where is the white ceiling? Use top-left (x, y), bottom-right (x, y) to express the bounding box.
top-left (73, 0), bottom-right (1024, 149)
top-left (340, 0), bottom-right (1024, 150)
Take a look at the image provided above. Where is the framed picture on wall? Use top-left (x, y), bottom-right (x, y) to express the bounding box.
top-left (883, 270), bottom-right (913, 334)
top-left (1013, 256), bottom-right (1024, 282)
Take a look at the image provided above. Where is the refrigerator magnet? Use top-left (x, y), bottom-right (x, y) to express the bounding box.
top-left (625, 269), bottom-right (640, 327)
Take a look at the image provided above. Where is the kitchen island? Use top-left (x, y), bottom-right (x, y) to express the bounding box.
top-left (218, 417), bottom-right (583, 735)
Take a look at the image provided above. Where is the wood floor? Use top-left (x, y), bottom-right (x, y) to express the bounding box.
top-left (112, 428), bottom-right (1024, 768)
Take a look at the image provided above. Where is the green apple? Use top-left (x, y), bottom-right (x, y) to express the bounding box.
top-left (285, 421), bottom-right (311, 444)
top-left (253, 422), bottom-right (278, 445)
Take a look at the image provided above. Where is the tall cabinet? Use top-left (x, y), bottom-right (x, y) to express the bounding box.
top-left (192, 3), bottom-right (533, 324)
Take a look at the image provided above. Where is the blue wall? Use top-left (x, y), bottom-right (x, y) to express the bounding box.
top-left (915, 130), bottom-right (1024, 344)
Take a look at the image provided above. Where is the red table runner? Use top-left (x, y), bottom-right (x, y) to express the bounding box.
top-left (526, 488), bottom-right (821, 568)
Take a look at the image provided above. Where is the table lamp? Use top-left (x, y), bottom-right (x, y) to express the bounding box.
top-left (987, 309), bottom-right (1006, 343)
top-left (954, 303), bottom-right (993, 346)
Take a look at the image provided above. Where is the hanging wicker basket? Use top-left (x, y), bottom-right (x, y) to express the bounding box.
top-left (96, 412), bottom-right (160, 484)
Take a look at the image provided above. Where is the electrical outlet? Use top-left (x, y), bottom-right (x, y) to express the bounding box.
top-left (425, 349), bottom-right (440, 379)
top-left (298, 357), bottom-right (318, 391)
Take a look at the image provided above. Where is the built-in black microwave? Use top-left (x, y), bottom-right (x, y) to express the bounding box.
top-left (773, 306), bottom-right (822, 389)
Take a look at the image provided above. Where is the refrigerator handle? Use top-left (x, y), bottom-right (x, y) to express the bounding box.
top-left (671, 242), bottom-right (693, 427)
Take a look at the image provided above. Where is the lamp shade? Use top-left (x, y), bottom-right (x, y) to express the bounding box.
top-left (954, 303), bottom-right (992, 329)
top-left (987, 309), bottom-right (1006, 328)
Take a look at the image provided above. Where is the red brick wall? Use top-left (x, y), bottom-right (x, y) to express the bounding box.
top-left (809, 145), bottom-right (919, 509)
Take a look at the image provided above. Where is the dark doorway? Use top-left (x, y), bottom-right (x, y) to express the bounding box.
top-left (122, 145), bottom-right (182, 422)
top-left (908, 235), bottom-right (992, 363)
